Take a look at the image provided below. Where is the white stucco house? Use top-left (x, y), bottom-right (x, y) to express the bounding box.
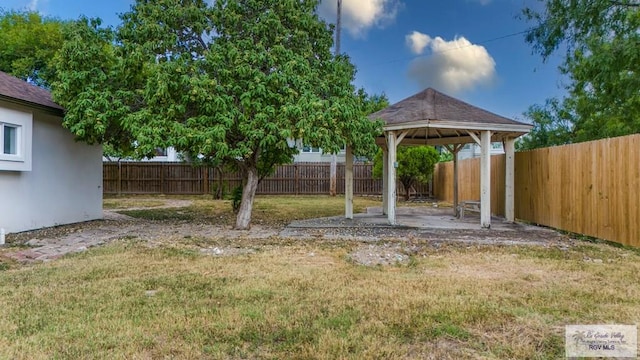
top-left (103, 146), bottom-right (181, 162)
top-left (106, 144), bottom-right (349, 163)
top-left (0, 71), bottom-right (103, 234)
top-left (456, 142), bottom-right (505, 160)
top-left (293, 145), bottom-right (347, 163)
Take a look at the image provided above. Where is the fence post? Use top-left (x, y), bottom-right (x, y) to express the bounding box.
top-left (161, 163), bottom-right (166, 194)
top-left (295, 164), bottom-right (299, 195)
top-left (117, 161), bottom-right (122, 196)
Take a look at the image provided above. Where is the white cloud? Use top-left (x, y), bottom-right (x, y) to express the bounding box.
top-left (406, 32), bottom-right (496, 94)
top-left (406, 31), bottom-right (432, 55)
top-left (26, 0), bottom-right (50, 12)
top-left (318, 0), bottom-right (402, 38)
top-left (27, 0), bottom-right (39, 11)
top-left (470, 0), bottom-right (492, 5)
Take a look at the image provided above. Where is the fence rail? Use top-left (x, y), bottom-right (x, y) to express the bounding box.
top-left (104, 162), bottom-right (432, 197)
top-left (433, 134), bottom-right (640, 247)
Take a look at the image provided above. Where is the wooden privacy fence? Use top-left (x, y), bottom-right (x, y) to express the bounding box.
top-left (104, 162), bottom-right (432, 197)
top-left (433, 155), bottom-right (506, 216)
top-left (433, 134), bottom-right (640, 247)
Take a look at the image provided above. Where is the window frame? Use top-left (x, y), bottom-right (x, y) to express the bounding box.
top-left (154, 147), bottom-right (168, 157)
top-left (0, 106), bottom-right (33, 171)
top-left (301, 145), bottom-right (322, 153)
top-left (1, 123), bottom-right (21, 157)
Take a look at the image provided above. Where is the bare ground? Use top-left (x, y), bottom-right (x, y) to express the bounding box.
top-left (2, 200), bottom-right (574, 266)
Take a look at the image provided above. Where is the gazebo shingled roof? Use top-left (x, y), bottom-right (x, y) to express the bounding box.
top-left (371, 87), bottom-right (524, 125)
top-left (369, 88), bottom-right (531, 146)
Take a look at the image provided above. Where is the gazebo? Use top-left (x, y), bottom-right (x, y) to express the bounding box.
top-left (343, 88), bottom-right (532, 228)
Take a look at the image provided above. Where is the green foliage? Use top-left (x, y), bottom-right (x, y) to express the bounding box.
top-left (522, 0), bottom-right (640, 148)
top-left (516, 98), bottom-right (574, 150)
top-left (372, 146), bottom-right (439, 200)
top-left (359, 90), bottom-right (390, 118)
top-left (438, 150), bottom-right (453, 162)
top-left (51, 0), bottom-right (382, 228)
top-left (0, 9), bottom-right (68, 87)
top-left (52, 17), bottom-right (141, 156)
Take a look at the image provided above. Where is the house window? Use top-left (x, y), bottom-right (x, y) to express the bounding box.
top-left (155, 147), bottom-right (168, 156)
top-left (2, 124), bottom-right (19, 155)
top-left (301, 145), bottom-right (321, 153)
top-left (299, 144), bottom-right (345, 154)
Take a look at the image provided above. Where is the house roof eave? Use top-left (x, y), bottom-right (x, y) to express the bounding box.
top-left (0, 95), bottom-right (65, 117)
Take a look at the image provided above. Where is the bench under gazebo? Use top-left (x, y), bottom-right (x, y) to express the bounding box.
top-left (343, 88), bottom-right (532, 228)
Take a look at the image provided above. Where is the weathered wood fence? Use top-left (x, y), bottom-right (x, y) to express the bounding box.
top-left (104, 162), bottom-right (431, 197)
top-left (433, 134), bottom-right (640, 247)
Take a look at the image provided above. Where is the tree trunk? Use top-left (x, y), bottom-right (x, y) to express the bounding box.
top-left (402, 180), bottom-right (412, 201)
top-left (234, 166), bottom-right (259, 230)
top-left (215, 166), bottom-right (223, 199)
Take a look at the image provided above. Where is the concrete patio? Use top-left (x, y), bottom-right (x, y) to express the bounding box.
top-left (282, 205), bottom-right (566, 245)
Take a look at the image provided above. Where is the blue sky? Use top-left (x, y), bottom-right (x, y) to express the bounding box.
top-left (4, 0), bottom-right (567, 121)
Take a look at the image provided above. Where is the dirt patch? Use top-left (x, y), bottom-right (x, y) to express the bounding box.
top-left (199, 246), bottom-right (257, 257)
top-left (348, 243), bottom-right (412, 266)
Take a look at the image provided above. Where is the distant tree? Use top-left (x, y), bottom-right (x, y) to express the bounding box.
top-left (438, 149), bottom-right (453, 162)
top-left (0, 9), bottom-right (68, 87)
top-left (373, 146), bottom-right (439, 201)
top-left (516, 98), bottom-right (574, 150)
top-left (522, 0), bottom-right (640, 148)
top-left (51, 0), bottom-right (382, 230)
top-left (359, 90), bottom-right (390, 117)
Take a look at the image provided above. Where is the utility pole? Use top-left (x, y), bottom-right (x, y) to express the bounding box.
top-left (329, 0), bottom-right (342, 197)
top-left (336, 0), bottom-right (342, 54)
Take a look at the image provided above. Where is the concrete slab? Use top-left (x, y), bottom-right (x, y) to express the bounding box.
top-left (288, 206), bottom-right (541, 232)
top-left (364, 206), bottom-right (537, 231)
top-left (282, 206), bottom-right (562, 245)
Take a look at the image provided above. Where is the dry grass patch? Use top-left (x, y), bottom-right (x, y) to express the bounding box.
top-left (113, 195), bottom-right (382, 226)
top-left (1, 238), bottom-right (639, 359)
top-left (102, 197), bottom-right (167, 210)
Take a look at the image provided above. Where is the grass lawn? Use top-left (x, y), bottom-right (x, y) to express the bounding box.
top-left (1, 196), bottom-right (639, 359)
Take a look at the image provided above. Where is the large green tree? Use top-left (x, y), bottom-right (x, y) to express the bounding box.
top-left (521, 0), bottom-right (640, 149)
top-left (373, 146), bottom-right (439, 201)
top-left (51, 0), bottom-right (381, 229)
top-left (0, 9), bottom-right (68, 87)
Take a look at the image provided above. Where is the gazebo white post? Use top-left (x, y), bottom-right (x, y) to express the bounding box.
top-left (453, 146), bottom-right (460, 217)
top-left (382, 146), bottom-right (388, 215)
top-left (480, 130), bottom-right (492, 228)
top-left (386, 131), bottom-right (397, 225)
top-left (444, 144), bottom-right (462, 217)
top-left (504, 137), bottom-right (516, 222)
top-left (345, 145), bottom-right (354, 219)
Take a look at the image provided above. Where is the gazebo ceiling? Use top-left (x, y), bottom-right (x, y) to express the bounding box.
top-left (369, 88), bottom-right (532, 146)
